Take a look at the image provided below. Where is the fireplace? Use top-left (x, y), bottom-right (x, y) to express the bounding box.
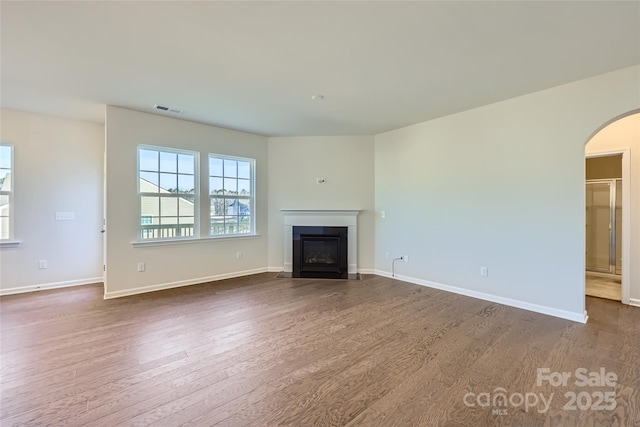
top-left (293, 226), bottom-right (348, 279)
top-left (281, 209), bottom-right (360, 279)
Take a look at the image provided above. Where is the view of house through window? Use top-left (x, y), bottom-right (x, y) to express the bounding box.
top-left (137, 146), bottom-right (255, 241)
top-left (209, 155), bottom-right (254, 236)
top-left (0, 144), bottom-right (12, 240)
top-left (138, 146), bottom-right (197, 240)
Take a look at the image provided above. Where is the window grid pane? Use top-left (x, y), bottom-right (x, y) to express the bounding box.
top-left (209, 193), bottom-right (252, 236)
top-left (224, 178), bottom-right (237, 195)
top-left (178, 154), bottom-right (194, 174)
top-left (238, 161), bottom-right (250, 179)
top-left (210, 177), bottom-right (223, 195)
top-left (159, 173), bottom-right (177, 192)
top-left (160, 152), bottom-right (177, 173)
top-left (238, 178), bottom-right (251, 196)
top-left (139, 149), bottom-right (159, 171)
top-left (224, 159), bottom-right (237, 178)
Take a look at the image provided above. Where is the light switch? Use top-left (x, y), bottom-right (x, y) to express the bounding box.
top-left (55, 212), bottom-right (75, 221)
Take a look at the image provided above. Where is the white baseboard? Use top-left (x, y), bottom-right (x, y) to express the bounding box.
top-left (374, 270), bottom-right (394, 279)
top-left (373, 269), bottom-right (587, 323)
top-left (0, 277), bottom-right (103, 296)
top-left (103, 267), bottom-right (269, 299)
top-left (9, 268), bottom-right (596, 324)
top-left (629, 298), bottom-right (640, 308)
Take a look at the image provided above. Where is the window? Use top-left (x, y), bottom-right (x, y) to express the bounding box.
top-left (209, 154), bottom-right (255, 236)
top-left (0, 144), bottom-right (12, 240)
top-left (138, 146), bottom-right (198, 240)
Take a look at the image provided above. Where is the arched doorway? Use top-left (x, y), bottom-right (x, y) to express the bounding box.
top-left (584, 111), bottom-right (639, 305)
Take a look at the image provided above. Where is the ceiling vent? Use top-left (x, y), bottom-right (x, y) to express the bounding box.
top-left (153, 104), bottom-right (183, 114)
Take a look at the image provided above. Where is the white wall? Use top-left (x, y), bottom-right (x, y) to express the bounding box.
top-left (104, 106), bottom-right (268, 297)
top-left (4, 68), bottom-right (637, 323)
top-left (267, 136), bottom-right (375, 271)
top-left (586, 113), bottom-right (640, 303)
top-left (374, 66), bottom-right (640, 321)
top-left (0, 109), bottom-right (104, 294)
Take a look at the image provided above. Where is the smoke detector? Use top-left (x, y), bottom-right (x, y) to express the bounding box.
top-left (153, 104), bottom-right (183, 114)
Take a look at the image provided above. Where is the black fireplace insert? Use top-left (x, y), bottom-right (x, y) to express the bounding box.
top-left (293, 226), bottom-right (348, 279)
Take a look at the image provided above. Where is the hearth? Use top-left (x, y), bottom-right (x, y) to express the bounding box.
top-left (293, 226), bottom-right (348, 279)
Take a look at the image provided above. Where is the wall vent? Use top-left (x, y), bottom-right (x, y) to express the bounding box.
top-left (153, 104), bottom-right (183, 114)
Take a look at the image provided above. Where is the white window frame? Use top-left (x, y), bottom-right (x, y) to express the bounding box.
top-left (137, 145), bottom-right (199, 241)
top-left (0, 143), bottom-right (14, 242)
top-left (208, 153), bottom-right (256, 237)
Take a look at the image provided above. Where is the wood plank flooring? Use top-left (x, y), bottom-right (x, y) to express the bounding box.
top-left (586, 272), bottom-right (622, 301)
top-left (1, 273), bottom-right (638, 426)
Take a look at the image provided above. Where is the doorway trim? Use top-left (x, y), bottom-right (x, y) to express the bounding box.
top-left (585, 148), bottom-right (630, 304)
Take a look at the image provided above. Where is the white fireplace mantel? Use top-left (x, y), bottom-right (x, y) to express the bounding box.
top-left (281, 209), bottom-right (360, 277)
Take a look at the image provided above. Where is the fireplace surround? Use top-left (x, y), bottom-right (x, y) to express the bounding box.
top-left (281, 210), bottom-right (359, 279)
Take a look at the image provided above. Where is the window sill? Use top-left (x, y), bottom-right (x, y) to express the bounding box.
top-left (131, 234), bottom-right (260, 248)
top-left (0, 240), bottom-right (22, 248)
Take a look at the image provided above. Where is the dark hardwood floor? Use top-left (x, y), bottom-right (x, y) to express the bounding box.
top-left (1, 273), bottom-right (638, 426)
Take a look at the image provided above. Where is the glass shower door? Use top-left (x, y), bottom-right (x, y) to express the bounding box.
top-left (585, 181), bottom-right (612, 273)
top-left (615, 179), bottom-right (622, 275)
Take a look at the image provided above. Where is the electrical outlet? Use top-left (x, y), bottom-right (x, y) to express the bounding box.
top-left (38, 260), bottom-right (48, 269)
top-left (480, 266), bottom-right (488, 277)
top-left (236, 251), bottom-right (242, 260)
top-left (385, 252), bottom-right (389, 260)
top-left (137, 262), bottom-right (145, 272)
top-left (403, 255), bottom-right (409, 263)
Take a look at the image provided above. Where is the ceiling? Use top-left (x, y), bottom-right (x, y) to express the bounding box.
top-left (2, 1), bottom-right (639, 137)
